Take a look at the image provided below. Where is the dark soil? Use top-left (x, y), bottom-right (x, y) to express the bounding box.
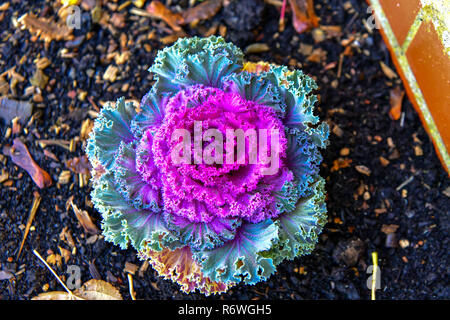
top-left (0, 0), bottom-right (449, 300)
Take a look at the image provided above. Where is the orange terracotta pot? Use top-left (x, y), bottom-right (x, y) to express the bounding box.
top-left (367, 0), bottom-right (450, 174)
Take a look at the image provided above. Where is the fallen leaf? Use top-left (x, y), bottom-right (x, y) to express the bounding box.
top-left (17, 13), bottom-right (73, 42)
top-left (70, 201), bottom-right (100, 234)
top-left (4, 139), bottom-right (52, 189)
top-left (74, 279), bottom-right (123, 300)
top-left (182, 0), bottom-right (222, 24)
top-left (0, 98), bottom-right (32, 125)
top-left (288, 0), bottom-right (319, 34)
top-left (32, 279), bottom-right (123, 300)
top-left (31, 291), bottom-right (76, 300)
top-left (30, 69), bottom-right (49, 89)
top-left (146, 0), bottom-right (184, 32)
top-left (389, 87), bottom-right (404, 120)
top-left (46, 253), bottom-right (63, 268)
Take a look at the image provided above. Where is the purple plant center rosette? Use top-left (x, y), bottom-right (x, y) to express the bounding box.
top-left (86, 36), bottom-right (329, 295)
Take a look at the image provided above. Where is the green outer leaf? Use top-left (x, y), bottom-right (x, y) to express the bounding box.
top-left (113, 141), bottom-right (160, 211)
top-left (91, 172), bottom-right (177, 251)
top-left (223, 70), bottom-right (286, 115)
top-left (263, 176), bottom-right (327, 265)
top-left (131, 90), bottom-right (169, 138)
top-left (270, 65), bottom-right (319, 128)
top-left (193, 219), bottom-right (279, 285)
top-left (86, 98), bottom-right (136, 171)
top-left (150, 36), bottom-right (244, 94)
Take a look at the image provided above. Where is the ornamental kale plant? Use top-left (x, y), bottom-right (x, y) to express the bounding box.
top-left (86, 36), bottom-right (329, 295)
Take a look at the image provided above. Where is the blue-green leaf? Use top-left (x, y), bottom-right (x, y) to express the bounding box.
top-left (91, 173), bottom-right (175, 251)
top-left (86, 98), bottom-right (136, 171)
top-left (150, 36), bottom-right (244, 94)
top-left (266, 177), bottom-right (327, 265)
top-left (194, 219), bottom-right (279, 285)
top-left (114, 141), bottom-right (161, 212)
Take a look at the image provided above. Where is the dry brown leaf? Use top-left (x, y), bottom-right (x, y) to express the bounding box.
top-left (0, 98), bottom-right (32, 125)
top-left (389, 86), bottom-right (405, 120)
top-left (4, 138), bottom-right (52, 189)
top-left (182, 0), bottom-right (222, 24)
top-left (32, 291), bottom-right (77, 300)
top-left (74, 279), bottom-right (123, 300)
top-left (70, 201), bottom-right (100, 235)
top-left (30, 69), bottom-right (49, 89)
top-left (46, 253), bottom-right (63, 268)
top-left (32, 280), bottom-right (123, 300)
top-left (17, 13), bottom-right (73, 42)
top-left (146, 0), bottom-right (184, 32)
top-left (288, 0), bottom-right (319, 34)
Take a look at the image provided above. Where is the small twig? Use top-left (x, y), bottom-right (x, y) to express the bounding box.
top-left (371, 252), bottom-right (378, 300)
top-left (396, 175), bottom-right (415, 191)
top-left (337, 53), bottom-right (344, 79)
top-left (344, 12), bottom-right (359, 31)
top-left (127, 273), bottom-right (136, 300)
top-left (400, 112), bottom-right (405, 127)
top-left (17, 192), bottom-right (41, 259)
top-left (32, 249), bottom-right (76, 297)
top-left (278, 0), bottom-right (287, 32)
